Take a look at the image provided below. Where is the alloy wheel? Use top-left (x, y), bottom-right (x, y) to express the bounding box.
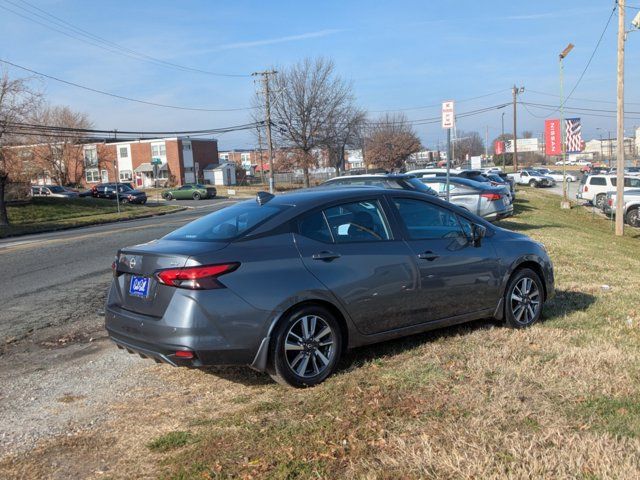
top-left (284, 315), bottom-right (335, 378)
top-left (510, 277), bottom-right (541, 325)
top-left (627, 209), bottom-right (639, 227)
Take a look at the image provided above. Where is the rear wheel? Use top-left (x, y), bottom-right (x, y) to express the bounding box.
top-left (269, 305), bottom-right (342, 388)
top-left (528, 180), bottom-right (538, 188)
top-left (595, 193), bottom-right (606, 209)
top-left (504, 268), bottom-right (544, 328)
top-left (120, 198), bottom-right (129, 204)
top-left (192, 192), bottom-right (202, 200)
top-left (626, 207), bottom-right (640, 227)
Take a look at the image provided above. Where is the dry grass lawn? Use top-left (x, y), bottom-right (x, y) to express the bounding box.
top-left (1, 189), bottom-right (639, 479)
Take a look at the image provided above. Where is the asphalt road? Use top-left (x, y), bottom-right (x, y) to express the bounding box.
top-left (0, 199), bottom-right (236, 343)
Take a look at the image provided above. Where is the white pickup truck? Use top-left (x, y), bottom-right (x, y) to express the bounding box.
top-left (508, 170), bottom-right (556, 188)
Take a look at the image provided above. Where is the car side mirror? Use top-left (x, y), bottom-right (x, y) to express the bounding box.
top-left (471, 224), bottom-right (486, 247)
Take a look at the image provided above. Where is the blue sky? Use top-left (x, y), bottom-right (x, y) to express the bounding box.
top-left (1, 0), bottom-right (638, 149)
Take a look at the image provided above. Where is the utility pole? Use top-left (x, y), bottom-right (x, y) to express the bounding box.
top-left (512, 86), bottom-right (519, 172)
top-left (615, 0), bottom-right (625, 236)
top-left (501, 112), bottom-right (506, 169)
top-left (252, 70), bottom-right (277, 194)
top-left (485, 125), bottom-right (489, 157)
top-left (559, 43), bottom-right (574, 207)
top-left (609, 131), bottom-right (612, 167)
top-left (256, 125), bottom-right (265, 184)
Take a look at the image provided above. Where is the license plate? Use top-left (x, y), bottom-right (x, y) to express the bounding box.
top-left (129, 276), bottom-right (150, 298)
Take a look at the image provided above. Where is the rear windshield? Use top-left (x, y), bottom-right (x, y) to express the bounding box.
top-left (49, 186), bottom-right (65, 193)
top-left (404, 177), bottom-right (437, 194)
top-left (164, 201), bottom-right (286, 241)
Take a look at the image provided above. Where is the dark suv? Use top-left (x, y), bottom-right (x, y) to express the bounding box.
top-left (92, 183), bottom-right (147, 204)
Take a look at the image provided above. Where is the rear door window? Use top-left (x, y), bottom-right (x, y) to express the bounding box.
top-left (324, 200), bottom-right (391, 243)
top-left (589, 177), bottom-right (606, 186)
top-left (392, 198), bottom-right (465, 240)
top-left (298, 211), bottom-right (333, 243)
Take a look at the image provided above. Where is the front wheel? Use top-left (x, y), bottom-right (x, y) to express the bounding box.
top-left (528, 180), bottom-right (538, 188)
top-left (626, 208), bottom-right (640, 227)
top-left (192, 192), bottom-right (202, 200)
top-left (504, 268), bottom-right (544, 328)
top-left (269, 306), bottom-right (342, 388)
top-left (163, 192), bottom-right (173, 200)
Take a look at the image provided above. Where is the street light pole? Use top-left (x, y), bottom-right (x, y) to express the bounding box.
top-left (501, 112), bottom-right (506, 169)
top-left (559, 43), bottom-right (574, 208)
top-left (615, 0), bottom-right (626, 236)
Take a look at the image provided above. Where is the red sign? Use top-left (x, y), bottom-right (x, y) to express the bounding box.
top-left (494, 140), bottom-right (505, 155)
top-left (545, 119), bottom-right (561, 156)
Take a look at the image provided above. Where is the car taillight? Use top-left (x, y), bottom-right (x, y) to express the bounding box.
top-left (481, 192), bottom-right (502, 201)
top-left (584, 185), bottom-right (588, 192)
top-left (608, 198), bottom-right (613, 206)
top-left (155, 263), bottom-right (239, 290)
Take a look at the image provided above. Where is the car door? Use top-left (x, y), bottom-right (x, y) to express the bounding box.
top-left (294, 198), bottom-right (419, 335)
top-left (389, 196), bottom-right (501, 321)
top-left (177, 185), bottom-right (192, 199)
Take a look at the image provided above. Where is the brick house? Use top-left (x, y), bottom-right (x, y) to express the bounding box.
top-left (13, 137), bottom-right (218, 188)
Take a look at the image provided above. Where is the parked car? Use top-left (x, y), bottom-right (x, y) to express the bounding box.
top-left (92, 183), bottom-right (147, 204)
top-left (162, 184), bottom-right (217, 200)
top-left (31, 185), bottom-right (79, 198)
top-left (577, 174), bottom-right (640, 208)
top-left (508, 170), bottom-right (555, 188)
top-left (106, 188), bottom-right (554, 387)
top-left (421, 176), bottom-right (513, 221)
top-left (483, 173), bottom-right (516, 200)
top-left (322, 174), bottom-right (437, 195)
top-left (603, 189), bottom-right (640, 227)
top-left (535, 169), bottom-right (577, 183)
top-left (408, 168), bottom-right (512, 203)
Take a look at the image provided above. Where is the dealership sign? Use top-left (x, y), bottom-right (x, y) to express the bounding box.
top-left (545, 119), bottom-right (562, 156)
top-left (505, 138), bottom-right (539, 153)
top-left (494, 140), bottom-right (505, 155)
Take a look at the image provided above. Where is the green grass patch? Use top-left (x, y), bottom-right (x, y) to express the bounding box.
top-left (0, 197), bottom-right (182, 238)
top-left (148, 431), bottom-right (196, 452)
top-left (574, 396), bottom-right (640, 439)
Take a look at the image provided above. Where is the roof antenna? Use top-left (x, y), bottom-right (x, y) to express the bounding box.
top-left (256, 191), bottom-right (275, 205)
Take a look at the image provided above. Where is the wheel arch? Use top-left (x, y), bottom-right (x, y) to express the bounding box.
top-left (495, 257), bottom-right (548, 321)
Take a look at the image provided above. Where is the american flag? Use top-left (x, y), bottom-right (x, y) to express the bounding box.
top-left (565, 118), bottom-right (583, 153)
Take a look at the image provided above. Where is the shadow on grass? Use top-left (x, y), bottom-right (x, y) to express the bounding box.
top-left (496, 220), bottom-right (562, 231)
top-left (512, 198), bottom-right (536, 215)
top-left (198, 290), bottom-right (597, 387)
top-left (543, 289), bottom-right (597, 320)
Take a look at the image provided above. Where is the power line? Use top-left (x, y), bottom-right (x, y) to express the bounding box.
top-left (0, 0), bottom-right (250, 78)
top-left (369, 89), bottom-right (511, 113)
top-left (0, 58), bottom-right (255, 112)
top-left (526, 89), bottom-right (640, 106)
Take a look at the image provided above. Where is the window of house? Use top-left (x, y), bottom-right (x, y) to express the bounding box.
top-left (85, 168), bottom-right (100, 183)
top-left (119, 170), bottom-right (133, 181)
top-left (240, 153), bottom-right (251, 163)
top-left (101, 169), bottom-right (109, 182)
top-left (119, 147), bottom-right (129, 158)
top-left (151, 143), bottom-right (166, 158)
top-left (84, 146), bottom-right (98, 167)
top-left (219, 153), bottom-right (229, 161)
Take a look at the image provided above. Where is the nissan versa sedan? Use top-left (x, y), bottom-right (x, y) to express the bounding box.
top-left (105, 187), bottom-right (554, 387)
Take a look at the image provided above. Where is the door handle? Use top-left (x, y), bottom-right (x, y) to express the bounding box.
top-left (417, 251), bottom-right (439, 261)
top-left (312, 251), bottom-right (341, 261)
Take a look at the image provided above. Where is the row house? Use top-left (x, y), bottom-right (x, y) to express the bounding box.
top-left (13, 137), bottom-right (218, 188)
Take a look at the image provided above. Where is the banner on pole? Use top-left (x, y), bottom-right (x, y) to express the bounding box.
top-left (494, 140), bottom-right (505, 155)
top-left (544, 119), bottom-right (561, 156)
top-left (565, 118), bottom-right (583, 153)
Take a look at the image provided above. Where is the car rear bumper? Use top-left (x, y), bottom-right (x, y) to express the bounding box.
top-left (104, 283), bottom-right (272, 368)
top-left (483, 204), bottom-right (514, 222)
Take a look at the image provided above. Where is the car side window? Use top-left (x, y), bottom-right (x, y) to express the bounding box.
top-left (590, 177), bottom-right (606, 186)
top-left (179, 185), bottom-right (191, 190)
top-left (393, 198), bottom-right (464, 240)
top-left (324, 200), bottom-right (391, 243)
top-left (298, 211), bottom-right (333, 243)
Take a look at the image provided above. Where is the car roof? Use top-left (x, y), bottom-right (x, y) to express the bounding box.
top-left (421, 176), bottom-right (495, 190)
top-left (324, 174), bottom-right (415, 181)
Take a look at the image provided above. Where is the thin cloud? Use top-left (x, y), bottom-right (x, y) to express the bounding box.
top-left (212, 29), bottom-right (344, 51)
top-left (502, 13), bottom-right (556, 20)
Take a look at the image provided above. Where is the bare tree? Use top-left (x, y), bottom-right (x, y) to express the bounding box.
top-left (32, 105), bottom-right (93, 186)
top-left (263, 57), bottom-right (353, 187)
top-left (366, 113), bottom-right (421, 171)
top-left (325, 106), bottom-right (366, 175)
top-left (454, 130), bottom-right (484, 162)
top-left (0, 70), bottom-right (41, 226)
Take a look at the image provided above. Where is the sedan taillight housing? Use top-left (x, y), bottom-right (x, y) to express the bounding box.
top-left (155, 263), bottom-right (239, 290)
top-left (481, 192), bottom-right (502, 201)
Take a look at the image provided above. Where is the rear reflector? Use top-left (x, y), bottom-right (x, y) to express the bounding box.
top-left (155, 263), bottom-right (239, 289)
top-left (175, 350), bottom-right (194, 359)
top-left (481, 192), bottom-right (502, 201)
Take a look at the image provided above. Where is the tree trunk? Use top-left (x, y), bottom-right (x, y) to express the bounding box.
top-left (303, 165), bottom-right (310, 188)
top-left (0, 173), bottom-right (9, 226)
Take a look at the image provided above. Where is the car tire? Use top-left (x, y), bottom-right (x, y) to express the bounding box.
top-left (566, 177), bottom-right (573, 183)
top-left (120, 198), bottom-right (128, 204)
top-left (269, 305), bottom-right (342, 388)
top-left (192, 192), bottom-right (202, 201)
top-left (595, 194), bottom-right (606, 209)
top-left (504, 268), bottom-right (544, 329)
top-left (529, 180), bottom-right (538, 188)
top-left (626, 207), bottom-right (640, 227)
top-left (163, 193), bottom-right (173, 200)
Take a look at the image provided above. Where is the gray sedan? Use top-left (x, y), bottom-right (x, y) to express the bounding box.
top-left (421, 177), bottom-right (513, 221)
top-left (106, 187), bottom-right (553, 387)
